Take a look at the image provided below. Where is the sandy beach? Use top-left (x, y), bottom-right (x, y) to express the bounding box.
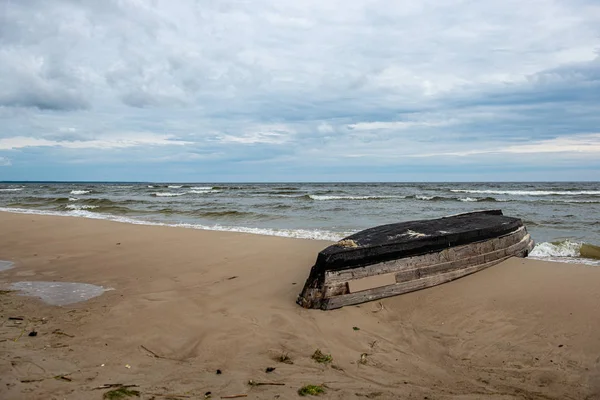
top-left (1, 211), bottom-right (600, 400)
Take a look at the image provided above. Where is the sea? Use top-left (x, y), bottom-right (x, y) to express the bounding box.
top-left (1, 182), bottom-right (599, 266)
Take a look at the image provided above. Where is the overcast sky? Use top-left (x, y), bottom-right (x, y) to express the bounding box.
top-left (1, 0), bottom-right (599, 182)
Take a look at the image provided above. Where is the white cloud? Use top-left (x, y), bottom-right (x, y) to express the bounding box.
top-left (348, 120), bottom-right (453, 131)
top-left (407, 133), bottom-right (600, 157)
top-left (0, 0), bottom-right (599, 179)
top-left (215, 125), bottom-right (295, 145)
top-left (0, 134), bottom-right (191, 150)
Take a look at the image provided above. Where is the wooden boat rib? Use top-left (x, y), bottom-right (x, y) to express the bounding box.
top-left (297, 210), bottom-right (534, 310)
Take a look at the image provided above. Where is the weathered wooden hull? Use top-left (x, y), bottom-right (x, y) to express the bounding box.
top-left (297, 210), bottom-right (534, 310)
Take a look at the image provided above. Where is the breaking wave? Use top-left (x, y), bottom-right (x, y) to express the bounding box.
top-left (309, 195), bottom-right (405, 201)
top-left (152, 192), bottom-right (186, 197)
top-left (0, 206), bottom-right (349, 241)
top-left (65, 204), bottom-right (99, 210)
top-left (530, 241), bottom-right (600, 266)
top-left (70, 190), bottom-right (91, 195)
top-left (451, 189), bottom-right (600, 196)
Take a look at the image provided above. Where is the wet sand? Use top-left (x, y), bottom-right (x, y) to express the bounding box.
top-left (1, 211), bottom-right (600, 400)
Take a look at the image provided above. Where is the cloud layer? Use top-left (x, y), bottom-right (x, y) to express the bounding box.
top-left (1, 0), bottom-right (599, 181)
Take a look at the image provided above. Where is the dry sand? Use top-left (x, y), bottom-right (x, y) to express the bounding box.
top-left (1, 211), bottom-right (600, 400)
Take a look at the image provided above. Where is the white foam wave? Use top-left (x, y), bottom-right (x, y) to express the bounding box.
top-left (190, 186), bottom-right (213, 190)
top-left (416, 195), bottom-right (434, 200)
top-left (189, 190), bottom-right (221, 194)
top-left (0, 188), bottom-right (23, 192)
top-left (66, 204), bottom-right (99, 210)
top-left (68, 197), bottom-right (79, 202)
top-left (529, 241), bottom-right (600, 266)
top-left (451, 189), bottom-right (600, 196)
top-left (459, 197), bottom-right (479, 202)
top-left (147, 185), bottom-right (155, 188)
top-left (0, 207), bottom-right (350, 241)
top-left (153, 192), bottom-right (186, 197)
top-left (309, 195), bottom-right (404, 201)
top-left (70, 190), bottom-right (90, 195)
top-left (530, 241), bottom-right (581, 258)
top-left (168, 185), bottom-right (183, 188)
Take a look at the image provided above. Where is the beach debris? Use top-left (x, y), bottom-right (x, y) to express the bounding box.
top-left (248, 380), bottom-right (285, 386)
top-left (265, 367), bottom-right (276, 373)
top-left (103, 386), bottom-right (141, 399)
top-left (276, 352), bottom-right (293, 364)
top-left (336, 239), bottom-right (358, 248)
top-left (8, 317), bottom-right (24, 321)
top-left (216, 369), bottom-right (222, 375)
top-left (54, 375), bottom-right (72, 382)
top-left (116, 243), bottom-right (121, 245)
top-left (140, 345), bottom-right (165, 359)
top-left (28, 330), bottom-right (38, 337)
top-left (359, 353), bottom-right (369, 365)
top-left (53, 329), bottom-right (75, 338)
top-left (227, 276), bottom-right (238, 280)
top-left (558, 344), bottom-right (564, 348)
top-left (0, 290), bottom-right (14, 295)
top-left (298, 385), bottom-right (325, 396)
top-left (14, 328), bottom-right (26, 342)
top-left (125, 364), bottom-right (131, 369)
top-left (311, 349), bottom-right (332, 364)
top-left (20, 378), bottom-right (45, 383)
top-left (352, 326), bottom-right (360, 331)
top-left (371, 302), bottom-right (385, 313)
top-left (220, 395), bottom-right (247, 399)
top-left (94, 384), bottom-right (139, 390)
top-left (369, 340), bottom-right (378, 349)
top-left (204, 391), bottom-right (212, 398)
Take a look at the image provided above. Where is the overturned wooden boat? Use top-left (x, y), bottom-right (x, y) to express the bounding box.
top-left (297, 210), bottom-right (534, 310)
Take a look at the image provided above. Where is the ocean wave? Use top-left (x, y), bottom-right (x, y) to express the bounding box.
top-left (69, 197), bottom-right (79, 202)
top-left (152, 192), bottom-right (186, 197)
top-left (270, 194), bottom-right (303, 198)
top-left (189, 190), bottom-right (221, 194)
top-left (70, 190), bottom-right (90, 195)
top-left (529, 240), bottom-right (600, 266)
top-left (0, 206), bottom-right (350, 241)
top-left (193, 210), bottom-right (266, 218)
top-left (530, 240), bottom-right (581, 258)
top-left (547, 199), bottom-right (600, 204)
top-left (168, 185), bottom-right (183, 188)
top-left (309, 195), bottom-right (405, 201)
top-left (451, 189), bottom-right (600, 196)
top-left (190, 186), bottom-right (213, 190)
top-left (0, 188), bottom-right (23, 192)
top-left (529, 241), bottom-right (600, 266)
top-left (65, 204), bottom-right (99, 210)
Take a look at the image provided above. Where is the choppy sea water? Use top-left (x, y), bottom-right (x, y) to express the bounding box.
top-left (1, 182), bottom-right (599, 266)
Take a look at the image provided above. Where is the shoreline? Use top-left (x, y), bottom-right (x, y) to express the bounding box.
top-left (1, 211), bottom-right (600, 399)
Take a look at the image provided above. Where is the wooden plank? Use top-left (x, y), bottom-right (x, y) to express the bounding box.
top-left (323, 257), bottom-right (511, 310)
top-left (347, 272), bottom-right (396, 293)
top-left (325, 228), bottom-right (527, 284)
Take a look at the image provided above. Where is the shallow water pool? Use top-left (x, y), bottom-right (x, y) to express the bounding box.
top-left (10, 281), bottom-right (111, 306)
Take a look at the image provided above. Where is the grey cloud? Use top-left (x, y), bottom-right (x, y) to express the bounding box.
top-left (1, 0), bottom-right (600, 180)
